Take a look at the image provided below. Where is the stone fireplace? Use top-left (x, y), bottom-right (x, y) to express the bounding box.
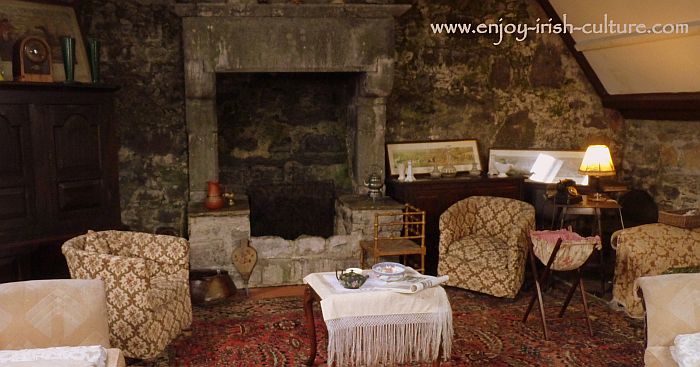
top-left (175, 3), bottom-right (409, 287)
top-left (217, 72), bottom-right (356, 238)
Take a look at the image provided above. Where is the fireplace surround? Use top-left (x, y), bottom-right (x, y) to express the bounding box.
top-left (174, 2), bottom-right (410, 201)
top-left (175, 2), bottom-right (410, 287)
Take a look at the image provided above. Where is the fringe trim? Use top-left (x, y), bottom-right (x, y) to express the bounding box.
top-left (325, 306), bottom-right (453, 366)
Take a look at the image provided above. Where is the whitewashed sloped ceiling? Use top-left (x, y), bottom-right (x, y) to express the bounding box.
top-left (549, 0), bottom-right (700, 94)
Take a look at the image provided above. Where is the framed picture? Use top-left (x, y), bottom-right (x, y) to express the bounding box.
top-left (0, 0), bottom-right (90, 82)
top-left (487, 149), bottom-right (588, 184)
top-left (386, 139), bottom-right (482, 176)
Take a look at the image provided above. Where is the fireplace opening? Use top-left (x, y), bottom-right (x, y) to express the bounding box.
top-left (217, 72), bottom-right (358, 238)
top-left (248, 180), bottom-right (335, 239)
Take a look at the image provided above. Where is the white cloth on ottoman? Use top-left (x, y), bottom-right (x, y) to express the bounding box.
top-left (303, 272), bottom-right (453, 366)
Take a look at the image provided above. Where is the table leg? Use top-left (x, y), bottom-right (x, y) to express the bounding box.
top-left (618, 208), bottom-right (625, 229)
top-left (303, 285), bottom-right (318, 366)
top-left (595, 208), bottom-right (606, 295)
top-left (559, 207), bottom-right (568, 229)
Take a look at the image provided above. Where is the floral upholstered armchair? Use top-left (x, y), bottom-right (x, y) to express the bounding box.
top-left (438, 196), bottom-right (535, 298)
top-left (62, 230), bottom-right (192, 359)
top-left (611, 223), bottom-right (700, 318)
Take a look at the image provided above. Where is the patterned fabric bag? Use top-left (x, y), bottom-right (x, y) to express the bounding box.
top-left (530, 229), bottom-right (601, 271)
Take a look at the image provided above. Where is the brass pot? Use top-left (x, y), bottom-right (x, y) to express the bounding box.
top-left (189, 269), bottom-right (237, 305)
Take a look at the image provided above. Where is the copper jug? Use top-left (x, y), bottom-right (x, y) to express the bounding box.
top-left (205, 181), bottom-right (224, 210)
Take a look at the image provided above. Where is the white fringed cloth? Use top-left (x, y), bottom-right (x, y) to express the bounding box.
top-left (303, 272), bottom-right (453, 366)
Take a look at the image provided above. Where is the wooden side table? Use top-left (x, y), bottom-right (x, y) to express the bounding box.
top-left (552, 196), bottom-right (625, 294)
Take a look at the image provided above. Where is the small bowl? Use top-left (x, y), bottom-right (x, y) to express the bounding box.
top-left (372, 262), bottom-right (406, 282)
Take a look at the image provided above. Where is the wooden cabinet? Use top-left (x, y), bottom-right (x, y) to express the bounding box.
top-left (0, 82), bottom-right (121, 282)
top-left (386, 176), bottom-right (523, 275)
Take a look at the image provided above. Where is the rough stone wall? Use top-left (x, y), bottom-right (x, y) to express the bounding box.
top-left (387, 0), bottom-right (625, 164)
top-left (78, 1), bottom-right (188, 233)
top-left (622, 120), bottom-right (700, 210)
top-left (217, 73), bottom-right (355, 194)
top-left (81, 0), bottom-right (700, 234)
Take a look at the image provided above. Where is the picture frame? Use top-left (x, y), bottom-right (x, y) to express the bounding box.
top-left (0, 0), bottom-right (90, 83)
top-left (487, 149), bottom-right (588, 184)
top-left (386, 139), bottom-right (482, 176)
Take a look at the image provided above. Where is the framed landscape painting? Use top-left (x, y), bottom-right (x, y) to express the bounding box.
top-left (386, 139), bottom-right (482, 176)
top-left (0, 0), bottom-right (90, 82)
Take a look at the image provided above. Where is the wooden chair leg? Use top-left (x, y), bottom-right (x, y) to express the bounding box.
top-left (558, 271), bottom-right (581, 318)
top-left (523, 250), bottom-right (550, 340)
top-left (360, 248), bottom-right (366, 269)
top-left (523, 250), bottom-right (540, 323)
top-left (578, 268), bottom-right (594, 337)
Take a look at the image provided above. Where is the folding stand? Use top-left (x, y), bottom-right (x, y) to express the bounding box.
top-left (522, 238), bottom-right (594, 340)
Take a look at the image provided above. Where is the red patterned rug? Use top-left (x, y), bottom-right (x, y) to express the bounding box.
top-left (133, 285), bottom-right (644, 366)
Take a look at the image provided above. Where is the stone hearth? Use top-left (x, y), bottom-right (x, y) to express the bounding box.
top-left (177, 3), bottom-right (410, 287)
top-left (188, 195), bottom-right (402, 288)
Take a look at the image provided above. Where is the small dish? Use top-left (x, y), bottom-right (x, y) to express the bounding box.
top-left (372, 262), bottom-right (406, 282)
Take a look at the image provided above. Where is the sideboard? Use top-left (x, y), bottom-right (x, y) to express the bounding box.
top-left (0, 82), bottom-right (121, 282)
top-left (386, 175), bottom-right (523, 275)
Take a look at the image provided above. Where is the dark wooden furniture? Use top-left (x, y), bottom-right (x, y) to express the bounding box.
top-left (0, 82), bottom-right (121, 282)
top-left (386, 175), bottom-right (523, 275)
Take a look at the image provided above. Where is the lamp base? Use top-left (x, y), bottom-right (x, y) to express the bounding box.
top-left (588, 192), bottom-right (608, 202)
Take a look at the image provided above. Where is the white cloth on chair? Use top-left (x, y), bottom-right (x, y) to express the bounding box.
top-left (304, 272), bottom-right (453, 366)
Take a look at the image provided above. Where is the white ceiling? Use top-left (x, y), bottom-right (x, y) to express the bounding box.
top-left (549, 0), bottom-right (700, 94)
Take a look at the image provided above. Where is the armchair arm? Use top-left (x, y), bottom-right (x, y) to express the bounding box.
top-left (636, 273), bottom-right (700, 348)
top-left (439, 199), bottom-right (475, 254)
top-left (504, 209), bottom-right (535, 267)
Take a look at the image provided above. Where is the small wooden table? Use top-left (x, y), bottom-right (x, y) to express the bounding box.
top-left (303, 272), bottom-right (450, 366)
top-left (552, 196), bottom-right (625, 294)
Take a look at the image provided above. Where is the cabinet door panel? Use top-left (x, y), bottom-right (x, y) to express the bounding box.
top-left (57, 179), bottom-right (103, 211)
top-left (53, 112), bottom-right (102, 180)
top-left (46, 104), bottom-right (108, 229)
top-left (0, 105), bottom-right (37, 232)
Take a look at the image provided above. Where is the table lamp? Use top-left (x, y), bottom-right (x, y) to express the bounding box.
top-left (578, 145), bottom-right (616, 201)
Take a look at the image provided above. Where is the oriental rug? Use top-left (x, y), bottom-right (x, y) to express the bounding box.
top-left (132, 286), bottom-right (644, 366)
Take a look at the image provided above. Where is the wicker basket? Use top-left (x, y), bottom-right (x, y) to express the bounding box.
top-left (658, 209), bottom-right (700, 229)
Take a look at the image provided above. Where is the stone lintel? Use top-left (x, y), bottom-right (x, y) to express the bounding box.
top-left (173, 4), bottom-right (411, 19)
